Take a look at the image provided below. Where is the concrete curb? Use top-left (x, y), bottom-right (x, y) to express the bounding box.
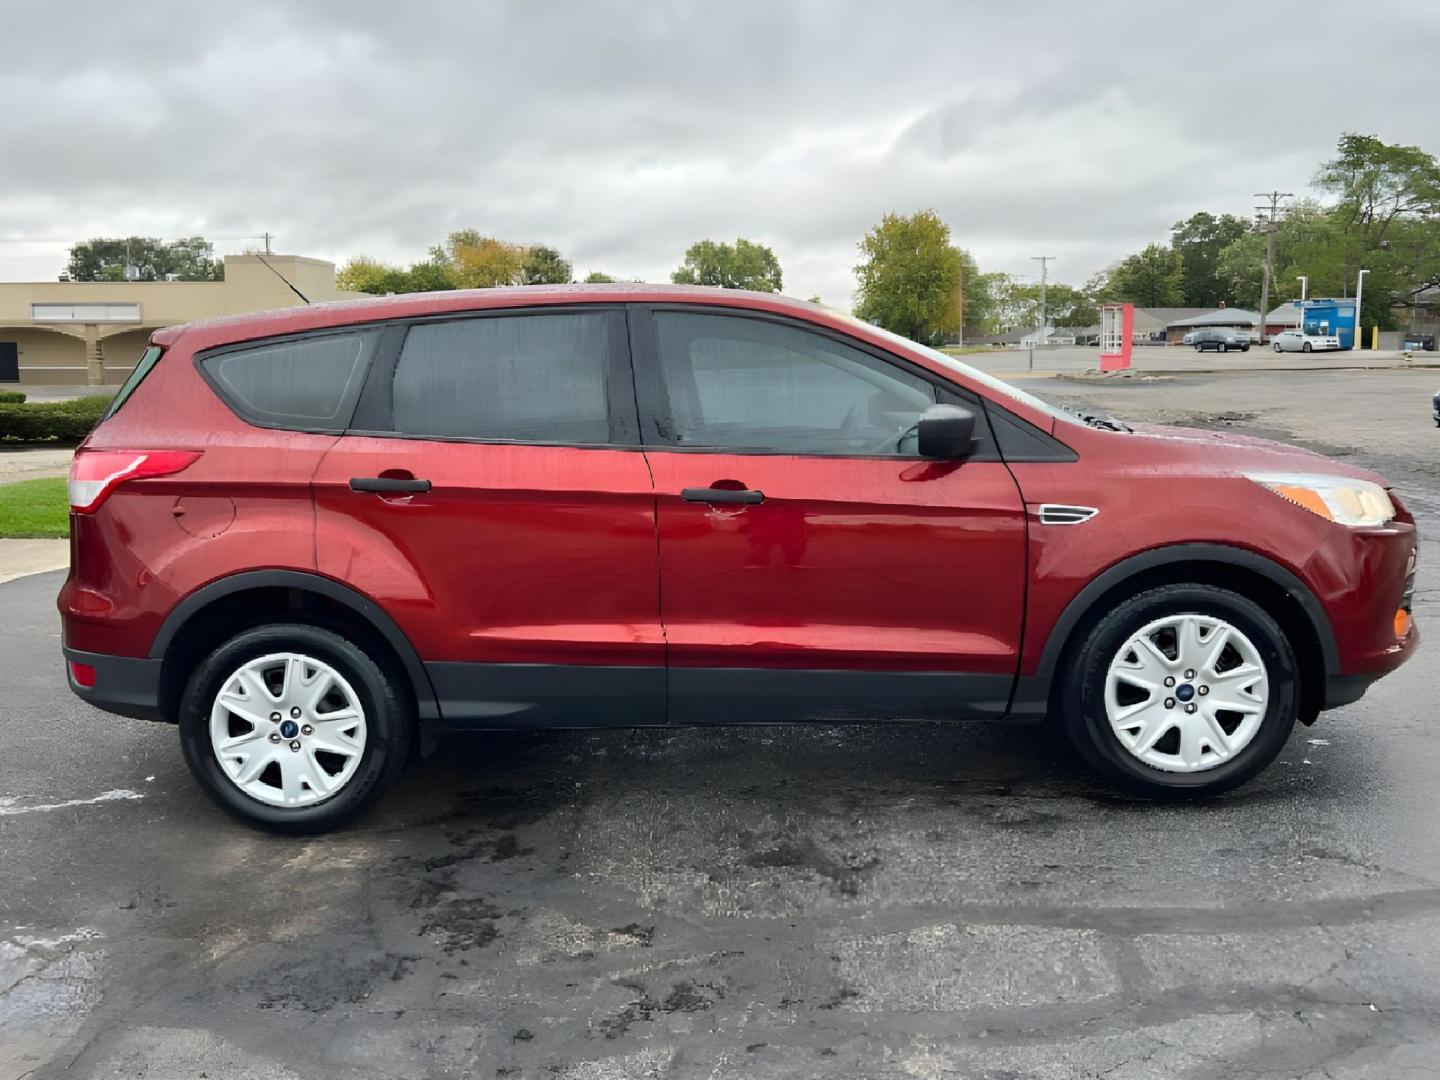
top-left (0, 539), bottom-right (69, 586)
top-left (1060, 363), bottom-right (1440, 380)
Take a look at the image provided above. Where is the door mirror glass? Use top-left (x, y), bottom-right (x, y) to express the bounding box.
top-left (917, 403), bottom-right (977, 459)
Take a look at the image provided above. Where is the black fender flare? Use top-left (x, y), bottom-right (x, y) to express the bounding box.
top-left (150, 569), bottom-right (441, 729)
top-left (1010, 543), bottom-right (1339, 716)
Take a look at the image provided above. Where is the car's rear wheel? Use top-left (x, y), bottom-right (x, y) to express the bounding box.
top-left (1274, 342), bottom-right (1282, 352)
top-left (1061, 584), bottom-right (1298, 797)
top-left (1302, 341), bottom-right (1312, 353)
top-left (179, 623), bottom-right (411, 833)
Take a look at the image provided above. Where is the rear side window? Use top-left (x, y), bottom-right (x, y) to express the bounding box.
top-left (391, 313), bottom-right (614, 443)
top-left (203, 331), bottom-right (375, 430)
top-left (102, 345), bottom-right (164, 420)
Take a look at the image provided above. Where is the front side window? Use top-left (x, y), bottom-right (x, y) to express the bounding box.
top-left (204, 331), bottom-right (374, 429)
top-left (392, 313), bottom-right (612, 443)
top-left (652, 312), bottom-right (935, 455)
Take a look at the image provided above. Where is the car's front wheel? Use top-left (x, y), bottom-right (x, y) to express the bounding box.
top-left (179, 623), bottom-right (411, 833)
top-left (1302, 341), bottom-right (1313, 353)
top-left (1274, 342), bottom-right (1283, 352)
top-left (1061, 584), bottom-right (1298, 797)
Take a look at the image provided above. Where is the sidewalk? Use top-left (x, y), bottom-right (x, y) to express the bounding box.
top-left (962, 345), bottom-right (1440, 381)
top-left (0, 538), bottom-right (68, 585)
top-left (0, 447), bottom-right (73, 486)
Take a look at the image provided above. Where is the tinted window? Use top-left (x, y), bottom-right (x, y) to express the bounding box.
top-left (392, 313), bottom-right (612, 442)
top-left (653, 313), bottom-right (935, 454)
top-left (204, 332), bottom-right (372, 428)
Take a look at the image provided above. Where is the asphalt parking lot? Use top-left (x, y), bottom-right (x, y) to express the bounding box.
top-left (2, 367), bottom-right (1438, 1079)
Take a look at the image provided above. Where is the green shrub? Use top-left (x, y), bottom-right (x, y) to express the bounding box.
top-left (0, 395), bottom-right (110, 442)
top-left (0, 390), bottom-right (25, 404)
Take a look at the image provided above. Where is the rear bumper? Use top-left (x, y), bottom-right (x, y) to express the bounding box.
top-left (63, 647), bottom-right (167, 723)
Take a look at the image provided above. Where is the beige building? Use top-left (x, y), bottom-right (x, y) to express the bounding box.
top-left (0, 254), bottom-right (365, 385)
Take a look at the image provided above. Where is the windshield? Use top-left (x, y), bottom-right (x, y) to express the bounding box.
top-left (842, 318), bottom-right (1074, 424)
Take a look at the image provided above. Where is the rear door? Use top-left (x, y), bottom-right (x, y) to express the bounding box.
top-left (312, 307), bottom-right (664, 728)
top-left (630, 305), bottom-right (1028, 724)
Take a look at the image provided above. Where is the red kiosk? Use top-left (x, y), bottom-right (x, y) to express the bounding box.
top-left (1099, 303), bottom-right (1134, 371)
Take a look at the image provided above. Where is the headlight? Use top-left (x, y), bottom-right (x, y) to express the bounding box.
top-left (1247, 473), bottom-right (1396, 527)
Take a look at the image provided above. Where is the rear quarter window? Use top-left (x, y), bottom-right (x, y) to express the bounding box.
top-left (102, 345), bottom-right (164, 420)
top-left (201, 330), bottom-right (377, 430)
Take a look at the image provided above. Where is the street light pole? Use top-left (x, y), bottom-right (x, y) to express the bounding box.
top-left (1031, 256), bottom-right (1055, 347)
top-left (1296, 275), bottom-right (1308, 335)
top-left (1354, 269), bottom-right (1369, 351)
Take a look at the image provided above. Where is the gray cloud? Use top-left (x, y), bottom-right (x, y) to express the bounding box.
top-left (2, 0), bottom-right (1438, 305)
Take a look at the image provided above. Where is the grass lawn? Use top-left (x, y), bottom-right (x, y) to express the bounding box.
top-left (0, 477), bottom-right (70, 538)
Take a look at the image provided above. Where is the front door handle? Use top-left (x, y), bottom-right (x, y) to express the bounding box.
top-left (681, 486), bottom-right (764, 506)
top-left (350, 476), bottom-right (431, 494)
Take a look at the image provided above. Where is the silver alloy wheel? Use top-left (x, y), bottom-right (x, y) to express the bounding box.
top-left (209, 652), bottom-right (368, 807)
top-left (1103, 613), bottom-right (1269, 773)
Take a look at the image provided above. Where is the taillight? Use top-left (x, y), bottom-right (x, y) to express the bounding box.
top-left (68, 449), bottom-right (202, 513)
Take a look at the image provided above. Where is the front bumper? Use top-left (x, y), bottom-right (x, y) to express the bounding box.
top-left (63, 647), bottom-right (166, 723)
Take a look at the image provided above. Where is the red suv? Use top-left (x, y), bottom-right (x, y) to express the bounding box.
top-left (59, 286), bottom-right (1418, 831)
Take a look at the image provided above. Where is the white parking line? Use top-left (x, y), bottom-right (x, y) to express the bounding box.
top-left (0, 789), bottom-right (143, 816)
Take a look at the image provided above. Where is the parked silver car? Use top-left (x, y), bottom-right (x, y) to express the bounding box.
top-left (1272, 329), bottom-right (1341, 353)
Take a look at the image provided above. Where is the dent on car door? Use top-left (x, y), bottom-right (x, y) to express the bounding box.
top-left (311, 308), bottom-right (665, 729)
top-left (630, 305), bottom-right (1029, 725)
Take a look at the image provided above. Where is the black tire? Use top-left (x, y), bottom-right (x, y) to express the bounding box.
top-left (1274, 343), bottom-right (1282, 352)
top-left (1302, 341), bottom-right (1312, 353)
top-left (179, 623), bottom-right (412, 833)
top-left (1193, 344), bottom-right (1202, 352)
top-left (1219, 343), bottom-right (1228, 353)
top-left (1241, 344), bottom-right (1250, 352)
top-left (1060, 584), bottom-right (1299, 798)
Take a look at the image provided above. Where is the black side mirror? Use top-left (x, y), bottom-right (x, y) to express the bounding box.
top-left (916, 403), bottom-right (977, 460)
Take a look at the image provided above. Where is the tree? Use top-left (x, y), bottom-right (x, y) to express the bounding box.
top-left (521, 245), bottom-right (572, 285)
top-left (671, 238), bottom-right (782, 292)
top-left (1171, 212), bottom-right (1249, 307)
top-left (1107, 244), bottom-right (1184, 307)
top-left (337, 254), bottom-right (457, 294)
top-left (64, 235), bottom-right (223, 282)
top-left (582, 270), bottom-right (617, 283)
top-left (430, 230), bottom-right (527, 289)
top-left (853, 210), bottom-right (966, 343)
top-left (1316, 133), bottom-right (1440, 249)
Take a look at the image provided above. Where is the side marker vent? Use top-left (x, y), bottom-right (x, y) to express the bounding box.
top-left (1036, 504), bottom-right (1099, 526)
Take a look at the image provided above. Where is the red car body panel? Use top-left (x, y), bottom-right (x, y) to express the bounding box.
top-left (59, 285), bottom-right (1418, 732)
top-left (643, 451), bottom-right (1026, 673)
top-left (311, 437), bottom-right (663, 667)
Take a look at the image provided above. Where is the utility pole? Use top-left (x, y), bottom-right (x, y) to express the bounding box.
top-left (262, 231), bottom-right (273, 255)
top-left (1254, 192), bottom-right (1292, 344)
top-left (1031, 256), bottom-right (1055, 346)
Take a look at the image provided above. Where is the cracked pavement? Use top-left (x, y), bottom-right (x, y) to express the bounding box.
top-left (1, 367), bottom-right (1437, 1078)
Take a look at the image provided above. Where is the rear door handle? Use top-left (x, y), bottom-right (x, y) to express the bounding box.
top-left (350, 476), bottom-right (431, 494)
top-left (681, 487), bottom-right (764, 506)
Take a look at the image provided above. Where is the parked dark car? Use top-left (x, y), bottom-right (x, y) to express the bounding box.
top-left (1404, 334), bottom-right (1436, 352)
top-left (60, 286), bottom-right (1418, 831)
top-left (1191, 328), bottom-right (1251, 353)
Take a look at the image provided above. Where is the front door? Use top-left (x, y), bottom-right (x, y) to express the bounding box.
top-left (313, 307), bottom-right (664, 728)
top-left (630, 307), bottom-right (1028, 724)
top-left (0, 342), bottom-right (17, 382)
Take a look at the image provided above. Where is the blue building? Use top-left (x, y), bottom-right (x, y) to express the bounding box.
top-left (1295, 298), bottom-right (1359, 349)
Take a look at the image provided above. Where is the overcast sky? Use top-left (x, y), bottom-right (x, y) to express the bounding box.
top-left (3, 0), bottom-right (1438, 307)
